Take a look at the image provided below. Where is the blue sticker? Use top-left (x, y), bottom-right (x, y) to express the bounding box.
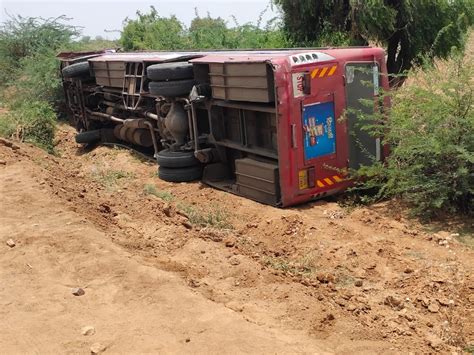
top-left (302, 102), bottom-right (336, 160)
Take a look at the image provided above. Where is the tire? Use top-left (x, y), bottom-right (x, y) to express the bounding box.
top-left (75, 130), bottom-right (101, 144)
top-left (62, 61), bottom-right (92, 78)
top-left (149, 79), bottom-right (195, 97)
top-left (158, 165), bottom-right (202, 183)
top-left (157, 149), bottom-right (199, 168)
top-left (147, 62), bottom-right (193, 81)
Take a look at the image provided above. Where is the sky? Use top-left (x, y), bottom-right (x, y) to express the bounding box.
top-left (0, 0), bottom-right (280, 40)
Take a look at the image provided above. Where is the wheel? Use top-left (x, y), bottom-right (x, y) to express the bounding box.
top-left (147, 62), bottom-right (193, 81)
top-left (62, 61), bottom-right (92, 78)
top-left (148, 79), bottom-right (195, 97)
top-left (157, 149), bottom-right (199, 168)
top-left (158, 165), bottom-right (202, 183)
top-left (75, 130), bottom-right (101, 144)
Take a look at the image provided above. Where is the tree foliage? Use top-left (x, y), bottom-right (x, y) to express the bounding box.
top-left (119, 6), bottom-right (289, 51)
top-left (0, 14), bottom-right (80, 151)
top-left (274, 0), bottom-right (474, 85)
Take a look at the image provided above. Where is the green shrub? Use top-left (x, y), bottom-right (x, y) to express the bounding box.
top-left (120, 6), bottom-right (289, 51)
top-left (0, 100), bottom-right (57, 152)
top-left (352, 53), bottom-right (473, 219)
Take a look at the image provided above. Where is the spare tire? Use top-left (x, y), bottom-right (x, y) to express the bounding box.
top-left (157, 149), bottom-right (199, 168)
top-left (62, 61), bottom-right (92, 78)
top-left (158, 165), bottom-right (202, 183)
top-left (149, 79), bottom-right (195, 97)
top-left (147, 62), bottom-right (193, 81)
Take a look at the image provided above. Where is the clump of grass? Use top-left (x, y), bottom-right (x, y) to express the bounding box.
top-left (93, 168), bottom-right (134, 190)
top-left (143, 184), bottom-right (175, 201)
top-left (263, 253), bottom-right (318, 276)
top-left (177, 202), bottom-right (232, 229)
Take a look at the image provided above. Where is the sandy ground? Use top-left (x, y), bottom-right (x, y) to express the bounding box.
top-left (0, 126), bottom-right (473, 354)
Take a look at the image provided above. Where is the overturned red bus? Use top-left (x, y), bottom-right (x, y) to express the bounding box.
top-left (59, 47), bottom-right (389, 207)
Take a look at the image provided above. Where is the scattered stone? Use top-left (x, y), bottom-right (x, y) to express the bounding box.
top-left (6, 239), bottom-right (16, 248)
top-left (347, 304), bottom-right (357, 311)
top-left (334, 298), bottom-right (346, 307)
top-left (365, 263), bottom-right (377, 270)
top-left (322, 313), bottom-right (335, 322)
top-left (384, 295), bottom-right (404, 310)
top-left (182, 221), bottom-right (193, 229)
top-left (436, 298), bottom-right (452, 306)
top-left (354, 280), bottom-right (363, 287)
top-left (404, 267), bottom-right (414, 274)
top-left (428, 303), bottom-right (439, 313)
top-left (185, 338), bottom-right (191, 343)
top-left (72, 287), bottom-right (85, 296)
top-left (81, 326), bottom-right (95, 336)
top-left (316, 272), bottom-right (335, 284)
top-left (90, 342), bottom-right (106, 354)
top-left (163, 203), bottom-right (175, 218)
top-left (188, 279), bottom-right (200, 288)
top-left (246, 222), bottom-right (258, 228)
top-left (0, 160), bottom-right (6, 165)
top-left (229, 256), bottom-right (241, 266)
top-left (427, 334), bottom-right (443, 349)
top-left (224, 238), bottom-right (235, 248)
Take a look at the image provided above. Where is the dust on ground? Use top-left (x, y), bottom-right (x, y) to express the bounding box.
top-left (0, 125), bottom-right (472, 354)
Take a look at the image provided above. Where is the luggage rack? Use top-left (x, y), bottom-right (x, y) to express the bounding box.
top-left (122, 62), bottom-right (145, 110)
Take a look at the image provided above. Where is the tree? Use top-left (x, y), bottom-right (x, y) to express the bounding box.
top-left (120, 6), bottom-right (189, 50)
top-left (273, 0), bottom-right (473, 86)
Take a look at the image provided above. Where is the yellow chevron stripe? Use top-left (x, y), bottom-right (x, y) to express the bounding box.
top-left (328, 65), bottom-right (337, 76)
top-left (319, 67), bottom-right (329, 78)
top-left (333, 175), bottom-right (342, 182)
top-left (317, 180), bottom-right (325, 188)
top-left (324, 178), bottom-right (334, 185)
top-left (311, 68), bottom-right (319, 78)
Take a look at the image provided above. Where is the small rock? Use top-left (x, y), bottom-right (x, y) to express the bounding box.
top-left (347, 304), bottom-right (357, 311)
top-left (384, 295), bottom-right (403, 310)
top-left (427, 334), bottom-right (443, 349)
top-left (163, 203), bottom-right (175, 217)
top-left (81, 326), bottom-right (95, 336)
top-left (354, 280), bottom-right (363, 287)
top-left (6, 239), bottom-right (16, 248)
top-left (436, 298), bottom-right (452, 306)
top-left (182, 221), bottom-right (193, 229)
top-left (316, 272), bottom-right (335, 284)
top-left (0, 160), bottom-right (6, 165)
top-left (185, 338), bottom-right (191, 343)
top-left (246, 222), bottom-right (258, 228)
top-left (90, 342), bottom-right (106, 354)
top-left (404, 267), bottom-right (414, 274)
top-left (229, 256), bottom-right (241, 266)
top-left (224, 238), bottom-right (235, 248)
top-left (428, 303), bottom-right (439, 313)
top-left (188, 279), bottom-right (200, 288)
top-left (72, 287), bottom-right (85, 296)
top-left (323, 313), bottom-right (335, 321)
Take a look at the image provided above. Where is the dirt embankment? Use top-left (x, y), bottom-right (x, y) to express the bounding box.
top-left (0, 126), bottom-right (472, 354)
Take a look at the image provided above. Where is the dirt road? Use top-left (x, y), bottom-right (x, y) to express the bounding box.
top-left (0, 126), bottom-right (472, 353)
